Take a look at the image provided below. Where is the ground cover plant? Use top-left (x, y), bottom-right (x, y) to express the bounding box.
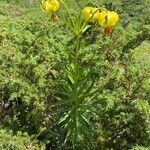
top-left (0, 0), bottom-right (150, 149)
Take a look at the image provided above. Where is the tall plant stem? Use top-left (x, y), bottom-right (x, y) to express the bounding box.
top-left (74, 35), bottom-right (81, 106)
top-left (73, 35), bottom-right (81, 143)
top-left (75, 35), bottom-right (80, 83)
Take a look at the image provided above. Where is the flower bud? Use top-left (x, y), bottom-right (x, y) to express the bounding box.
top-left (104, 27), bottom-right (113, 35)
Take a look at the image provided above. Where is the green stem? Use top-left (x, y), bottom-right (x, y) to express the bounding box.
top-left (75, 36), bottom-right (80, 79)
top-left (73, 35), bottom-right (80, 142)
top-left (60, 0), bottom-right (75, 28)
top-left (74, 35), bottom-right (80, 105)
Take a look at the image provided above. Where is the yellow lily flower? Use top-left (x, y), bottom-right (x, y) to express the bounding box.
top-left (82, 7), bottom-right (99, 22)
top-left (98, 11), bottom-right (119, 27)
top-left (41, 0), bottom-right (59, 13)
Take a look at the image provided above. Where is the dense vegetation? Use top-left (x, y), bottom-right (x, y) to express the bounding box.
top-left (0, 0), bottom-right (150, 149)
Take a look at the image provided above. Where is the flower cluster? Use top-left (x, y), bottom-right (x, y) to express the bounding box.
top-left (82, 7), bottom-right (119, 35)
top-left (40, 1), bottom-right (119, 35)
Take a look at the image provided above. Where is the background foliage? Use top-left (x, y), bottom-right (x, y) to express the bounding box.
top-left (0, 128), bottom-right (45, 150)
top-left (0, 0), bottom-right (150, 149)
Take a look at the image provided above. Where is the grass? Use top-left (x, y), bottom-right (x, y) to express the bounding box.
top-left (133, 41), bottom-right (150, 90)
top-left (134, 41), bottom-right (150, 68)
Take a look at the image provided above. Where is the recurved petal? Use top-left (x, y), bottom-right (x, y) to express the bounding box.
top-left (107, 11), bottom-right (119, 27)
top-left (82, 7), bottom-right (93, 21)
top-left (98, 11), bottom-right (107, 27)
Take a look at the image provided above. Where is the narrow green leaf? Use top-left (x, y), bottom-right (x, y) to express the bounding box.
top-left (67, 73), bottom-right (75, 85)
top-left (79, 81), bottom-right (95, 101)
top-left (81, 115), bottom-right (90, 126)
top-left (64, 47), bottom-right (70, 60)
top-left (70, 63), bottom-right (75, 72)
top-left (50, 99), bottom-right (73, 108)
top-left (82, 25), bottom-right (91, 34)
top-left (59, 110), bottom-right (72, 124)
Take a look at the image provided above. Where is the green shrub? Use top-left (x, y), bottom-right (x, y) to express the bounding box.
top-left (0, 129), bottom-right (45, 150)
top-left (131, 146), bottom-right (150, 150)
top-left (0, 10), bottom-right (66, 134)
